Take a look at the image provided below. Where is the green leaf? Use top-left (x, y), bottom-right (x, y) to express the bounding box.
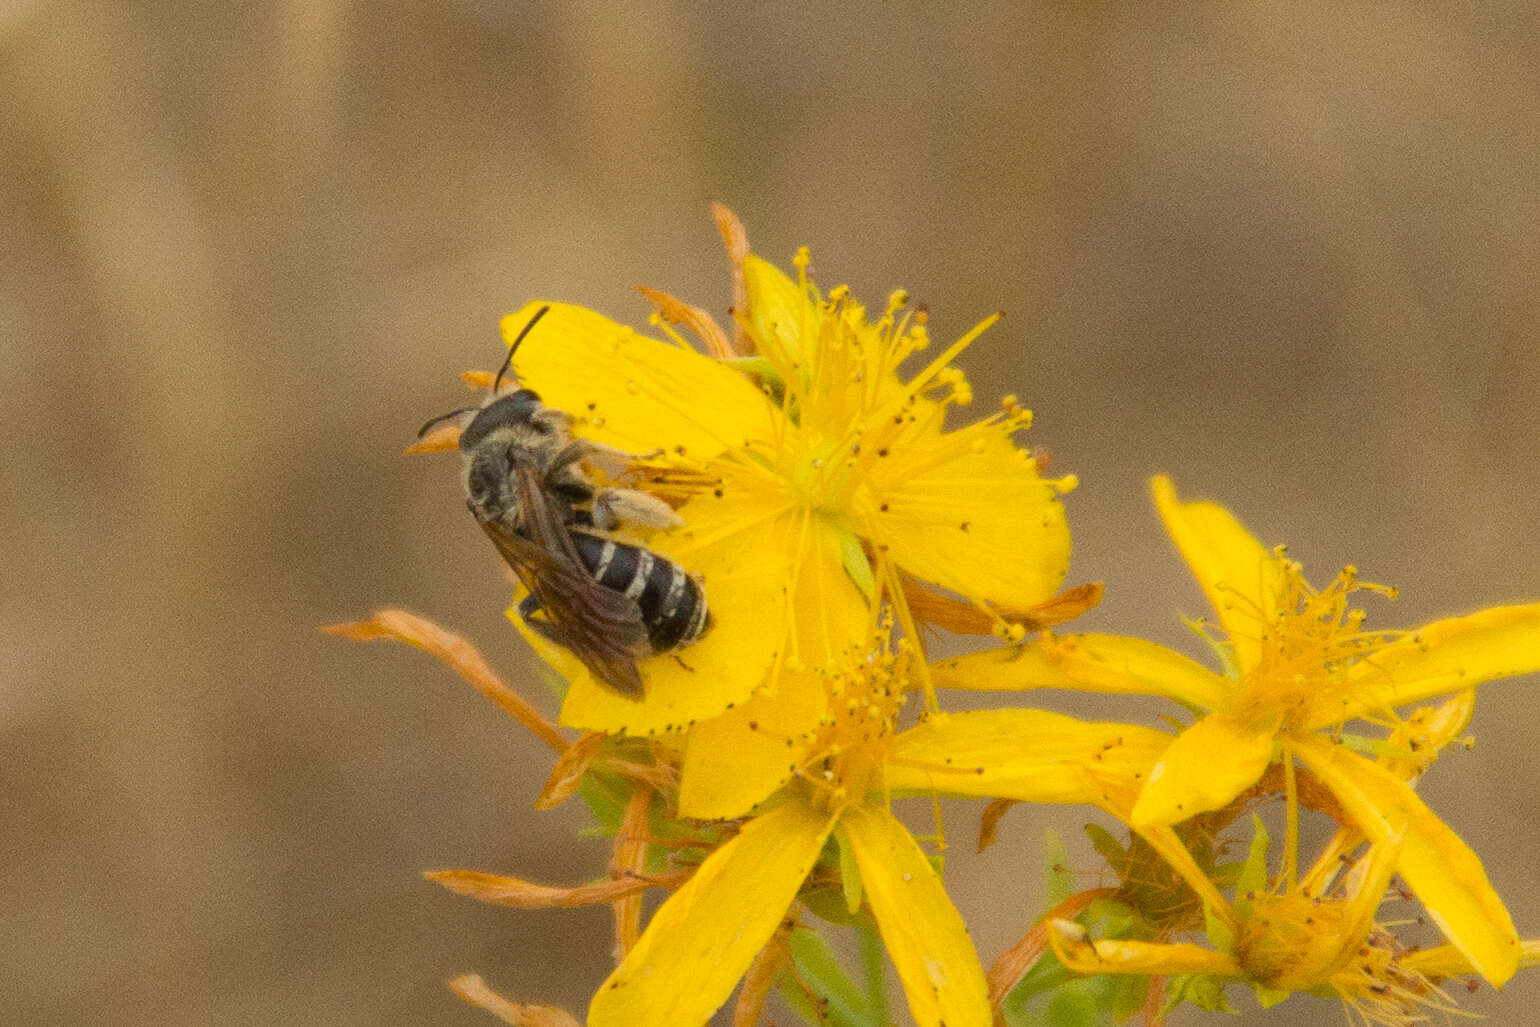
top-left (856, 921), bottom-right (890, 1027)
top-left (1083, 823), bottom-right (1126, 868)
top-left (1163, 973), bottom-right (1234, 1015)
top-left (1110, 974), bottom-right (1151, 1022)
top-left (1043, 975), bottom-right (1124, 1027)
top-left (833, 823), bottom-right (864, 915)
top-left (781, 925), bottom-right (874, 1027)
top-left (1003, 949), bottom-right (1078, 1015)
top-left (1004, 953), bottom-right (1076, 1016)
top-left (1044, 985), bottom-right (1100, 1027)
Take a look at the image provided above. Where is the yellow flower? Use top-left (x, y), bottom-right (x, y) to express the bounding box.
top-left (935, 475), bottom-right (1540, 985)
top-left (1048, 820), bottom-right (1457, 1027)
top-left (498, 227), bottom-right (1073, 817)
top-left (591, 627), bottom-right (1167, 1027)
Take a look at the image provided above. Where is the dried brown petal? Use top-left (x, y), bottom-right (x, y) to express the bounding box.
top-left (978, 798), bottom-right (1016, 853)
top-left (733, 910), bottom-right (797, 1027)
top-left (405, 421), bottom-right (462, 454)
top-left (987, 889), bottom-right (1116, 1021)
top-left (638, 286), bottom-right (733, 358)
top-left (609, 785), bottom-right (653, 957)
top-left (902, 576), bottom-right (1104, 637)
top-left (534, 731), bottom-right (605, 810)
top-left (426, 868), bottom-right (689, 909)
top-left (448, 974), bottom-right (582, 1027)
top-left (709, 201), bottom-right (752, 355)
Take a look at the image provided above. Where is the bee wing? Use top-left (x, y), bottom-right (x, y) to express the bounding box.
top-left (481, 462), bottom-right (650, 699)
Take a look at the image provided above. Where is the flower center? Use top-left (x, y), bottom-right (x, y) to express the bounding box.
top-left (800, 626), bottom-right (910, 812)
top-left (1230, 559), bottom-right (1401, 729)
top-left (1235, 890), bottom-right (1351, 989)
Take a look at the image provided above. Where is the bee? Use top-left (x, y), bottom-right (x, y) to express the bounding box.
top-left (421, 306), bottom-right (710, 698)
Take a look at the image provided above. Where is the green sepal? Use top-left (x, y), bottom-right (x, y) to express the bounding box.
top-left (1251, 982), bottom-right (1291, 1009)
top-left (833, 822), bottom-right (864, 915)
top-left (838, 527), bottom-right (876, 601)
top-left (575, 766), bottom-right (629, 837)
top-left (1230, 814), bottom-right (1270, 922)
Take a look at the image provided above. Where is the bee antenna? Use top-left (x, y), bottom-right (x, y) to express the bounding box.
top-left (416, 406), bottom-right (478, 439)
top-left (493, 304), bottom-right (552, 394)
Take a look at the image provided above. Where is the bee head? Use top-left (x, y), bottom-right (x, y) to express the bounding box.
top-left (459, 388), bottom-right (545, 450)
top-left (416, 305), bottom-right (554, 449)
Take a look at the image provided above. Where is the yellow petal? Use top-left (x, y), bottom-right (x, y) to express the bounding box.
top-left (1402, 938), bottom-right (1540, 978)
top-left (1130, 712), bottom-right (1279, 826)
top-left (1151, 475), bottom-right (1286, 675)
top-left (502, 300), bottom-right (776, 460)
top-left (1047, 919), bottom-right (1241, 977)
top-left (1321, 828), bottom-right (1404, 983)
top-left (1134, 823), bottom-right (1235, 922)
top-left (885, 709), bottom-right (1170, 817)
top-left (554, 501), bottom-right (792, 735)
top-left (1315, 603), bottom-right (1540, 728)
top-left (864, 433), bottom-right (1071, 608)
top-left (932, 633), bottom-right (1231, 711)
top-left (840, 804), bottom-right (991, 1027)
top-left (1292, 736), bottom-right (1520, 986)
top-left (1374, 690), bottom-right (1476, 783)
top-left (676, 517), bottom-right (870, 818)
top-left (677, 666), bottom-right (826, 819)
top-left (589, 800), bottom-right (834, 1027)
top-left (741, 254), bottom-right (810, 365)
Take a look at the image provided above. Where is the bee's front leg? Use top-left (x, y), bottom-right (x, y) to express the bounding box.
top-left (579, 440), bottom-right (664, 479)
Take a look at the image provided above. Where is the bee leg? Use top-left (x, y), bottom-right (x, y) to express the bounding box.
top-left (547, 441), bottom-right (591, 476)
top-left (580, 440), bottom-right (664, 478)
top-left (544, 445), bottom-right (598, 516)
top-left (592, 487), bottom-right (684, 532)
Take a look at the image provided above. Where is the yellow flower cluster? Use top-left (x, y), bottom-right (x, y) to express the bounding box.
top-left (334, 208), bottom-right (1540, 1027)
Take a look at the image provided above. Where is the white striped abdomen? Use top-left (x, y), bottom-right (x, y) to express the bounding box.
top-left (569, 531), bottom-right (710, 651)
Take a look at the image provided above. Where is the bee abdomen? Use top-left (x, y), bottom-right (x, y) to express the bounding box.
top-left (571, 532), bottom-right (709, 652)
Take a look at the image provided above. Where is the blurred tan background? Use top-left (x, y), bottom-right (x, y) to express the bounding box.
top-left (3, 2), bottom-right (1538, 1024)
